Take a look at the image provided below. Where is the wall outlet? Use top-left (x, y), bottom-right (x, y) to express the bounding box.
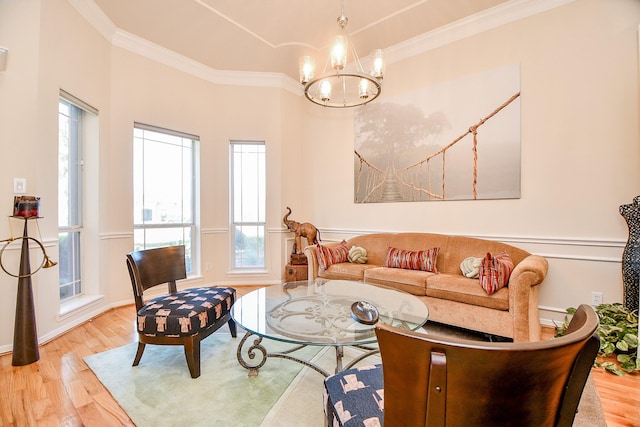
top-left (591, 292), bottom-right (603, 306)
top-left (13, 178), bottom-right (26, 194)
top-left (206, 262), bottom-right (212, 272)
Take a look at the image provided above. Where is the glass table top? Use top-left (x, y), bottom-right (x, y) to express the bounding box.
top-left (231, 278), bottom-right (429, 347)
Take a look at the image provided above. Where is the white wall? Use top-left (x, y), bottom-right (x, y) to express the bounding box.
top-left (0, 0), bottom-right (638, 353)
top-left (0, 0), bottom-right (304, 352)
top-left (300, 0), bottom-right (640, 324)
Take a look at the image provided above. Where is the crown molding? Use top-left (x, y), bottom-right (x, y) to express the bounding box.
top-left (67, 0), bottom-right (116, 42)
top-left (386, 0), bottom-right (577, 65)
top-left (69, 0), bottom-right (574, 95)
top-left (110, 29), bottom-right (302, 95)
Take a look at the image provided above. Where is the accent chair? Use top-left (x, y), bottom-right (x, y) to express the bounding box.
top-left (126, 245), bottom-right (236, 378)
top-left (324, 304), bottom-right (600, 426)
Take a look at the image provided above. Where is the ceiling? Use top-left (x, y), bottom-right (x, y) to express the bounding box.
top-left (90, 0), bottom-right (508, 81)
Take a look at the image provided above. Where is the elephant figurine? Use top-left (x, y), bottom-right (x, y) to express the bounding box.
top-left (283, 207), bottom-right (320, 254)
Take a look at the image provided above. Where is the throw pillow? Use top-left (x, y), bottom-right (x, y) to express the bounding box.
top-left (460, 256), bottom-right (483, 279)
top-left (478, 252), bottom-right (514, 295)
top-left (316, 240), bottom-right (349, 271)
top-left (348, 246), bottom-right (368, 264)
top-left (383, 247), bottom-right (439, 273)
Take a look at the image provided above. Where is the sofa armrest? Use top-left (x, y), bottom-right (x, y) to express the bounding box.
top-left (304, 245), bottom-right (319, 281)
top-left (304, 241), bottom-right (343, 281)
top-left (508, 254), bottom-right (549, 341)
top-left (510, 254), bottom-right (548, 288)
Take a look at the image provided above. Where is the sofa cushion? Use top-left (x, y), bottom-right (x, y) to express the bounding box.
top-left (344, 234), bottom-right (394, 266)
top-left (387, 233), bottom-right (449, 268)
top-left (460, 256), bottom-right (482, 278)
top-left (478, 252), bottom-right (514, 295)
top-left (441, 235), bottom-right (529, 275)
top-left (426, 274), bottom-right (509, 310)
top-left (348, 246), bottom-right (368, 264)
top-left (319, 263), bottom-right (378, 281)
top-left (316, 240), bottom-right (349, 270)
top-left (383, 247), bottom-right (439, 273)
top-left (364, 267), bottom-right (433, 296)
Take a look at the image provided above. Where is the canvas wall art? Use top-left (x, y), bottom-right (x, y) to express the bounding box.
top-left (354, 63), bottom-right (521, 203)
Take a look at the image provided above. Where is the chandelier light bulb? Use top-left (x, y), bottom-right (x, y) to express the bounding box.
top-left (299, 56), bottom-right (315, 84)
top-left (330, 35), bottom-right (347, 71)
top-left (320, 80), bottom-right (332, 101)
top-left (359, 78), bottom-right (369, 99)
top-left (370, 49), bottom-right (385, 79)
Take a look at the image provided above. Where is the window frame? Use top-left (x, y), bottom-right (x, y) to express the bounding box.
top-left (133, 123), bottom-right (199, 274)
top-left (230, 141), bottom-right (266, 271)
top-left (58, 91), bottom-right (96, 302)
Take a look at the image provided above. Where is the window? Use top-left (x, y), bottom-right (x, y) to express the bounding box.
top-left (133, 124), bottom-right (198, 273)
top-left (231, 142), bottom-right (266, 269)
top-left (58, 92), bottom-right (96, 301)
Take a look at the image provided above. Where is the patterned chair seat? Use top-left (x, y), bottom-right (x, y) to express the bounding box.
top-left (324, 364), bottom-right (384, 427)
top-left (137, 287), bottom-right (236, 337)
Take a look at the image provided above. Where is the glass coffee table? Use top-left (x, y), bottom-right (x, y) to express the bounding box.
top-left (230, 278), bottom-right (429, 377)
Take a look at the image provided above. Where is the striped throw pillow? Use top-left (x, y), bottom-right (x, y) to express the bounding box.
top-left (478, 252), bottom-right (514, 295)
top-left (383, 247), bottom-right (439, 273)
top-left (316, 241), bottom-right (349, 271)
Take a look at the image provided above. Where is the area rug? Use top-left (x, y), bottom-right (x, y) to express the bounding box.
top-left (85, 328), bottom-right (606, 426)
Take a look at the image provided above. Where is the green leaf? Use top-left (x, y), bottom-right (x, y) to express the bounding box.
top-left (600, 341), bottom-right (615, 357)
top-left (602, 361), bottom-right (625, 376)
top-left (616, 340), bottom-right (629, 352)
top-left (623, 333), bottom-right (638, 349)
top-left (618, 355), bottom-right (638, 372)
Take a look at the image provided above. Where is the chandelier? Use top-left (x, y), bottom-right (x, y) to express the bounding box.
top-left (298, 1), bottom-right (385, 108)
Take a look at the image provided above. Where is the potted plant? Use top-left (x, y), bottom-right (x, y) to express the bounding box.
top-left (556, 303), bottom-right (639, 376)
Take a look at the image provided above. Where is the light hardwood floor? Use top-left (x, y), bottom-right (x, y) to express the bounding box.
top-left (0, 286), bottom-right (638, 426)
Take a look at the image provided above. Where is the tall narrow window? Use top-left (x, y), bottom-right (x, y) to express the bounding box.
top-left (231, 142), bottom-right (266, 269)
top-left (133, 124), bottom-right (198, 273)
top-left (58, 92), bottom-right (95, 301)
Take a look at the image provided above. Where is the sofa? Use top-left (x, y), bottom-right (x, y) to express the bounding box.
top-left (303, 233), bottom-right (548, 342)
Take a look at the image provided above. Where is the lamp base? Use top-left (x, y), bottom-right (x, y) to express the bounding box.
top-left (11, 218), bottom-right (39, 366)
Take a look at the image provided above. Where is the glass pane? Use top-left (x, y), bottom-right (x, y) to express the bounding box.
top-left (233, 144), bottom-right (265, 223)
top-left (135, 227), bottom-right (193, 273)
top-left (59, 96), bottom-right (86, 301)
top-left (133, 135), bottom-right (144, 224)
top-left (234, 225), bottom-right (265, 268)
top-left (133, 130), bottom-right (194, 226)
top-left (58, 110), bottom-right (70, 227)
top-left (59, 231), bottom-right (81, 300)
top-left (58, 100), bottom-right (82, 228)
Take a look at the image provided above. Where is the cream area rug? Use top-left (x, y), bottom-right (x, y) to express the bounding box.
top-left (85, 331), bottom-right (606, 426)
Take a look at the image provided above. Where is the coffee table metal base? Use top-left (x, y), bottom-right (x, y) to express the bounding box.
top-left (236, 331), bottom-right (379, 377)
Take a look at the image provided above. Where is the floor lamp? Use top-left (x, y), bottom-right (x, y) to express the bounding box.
top-left (1, 197), bottom-right (57, 366)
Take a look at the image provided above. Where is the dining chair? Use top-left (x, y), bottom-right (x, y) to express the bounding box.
top-left (324, 304), bottom-right (599, 426)
top-left (126, 245), bottom-right (236, 378)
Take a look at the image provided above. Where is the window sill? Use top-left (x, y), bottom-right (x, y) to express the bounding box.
top-left (226, 269), bottom-right (269, 275)
top-left (58, 294), bottom-right (104, 320)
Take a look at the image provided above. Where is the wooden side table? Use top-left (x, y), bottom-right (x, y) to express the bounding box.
top-left (284, 264), bottom-right (308, 282)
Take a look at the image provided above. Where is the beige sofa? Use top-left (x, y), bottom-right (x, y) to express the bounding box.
top-left (304, 233), bottom-right (548, 342)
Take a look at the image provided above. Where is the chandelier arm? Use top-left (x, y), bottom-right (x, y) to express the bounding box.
top-left (343, 27), bottom-right (366, 74)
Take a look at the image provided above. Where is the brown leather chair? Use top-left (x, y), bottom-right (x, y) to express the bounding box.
top-left (324, 304), bottom-right (600, 426)
top-left (126, 245), bottom-right (236, 378)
